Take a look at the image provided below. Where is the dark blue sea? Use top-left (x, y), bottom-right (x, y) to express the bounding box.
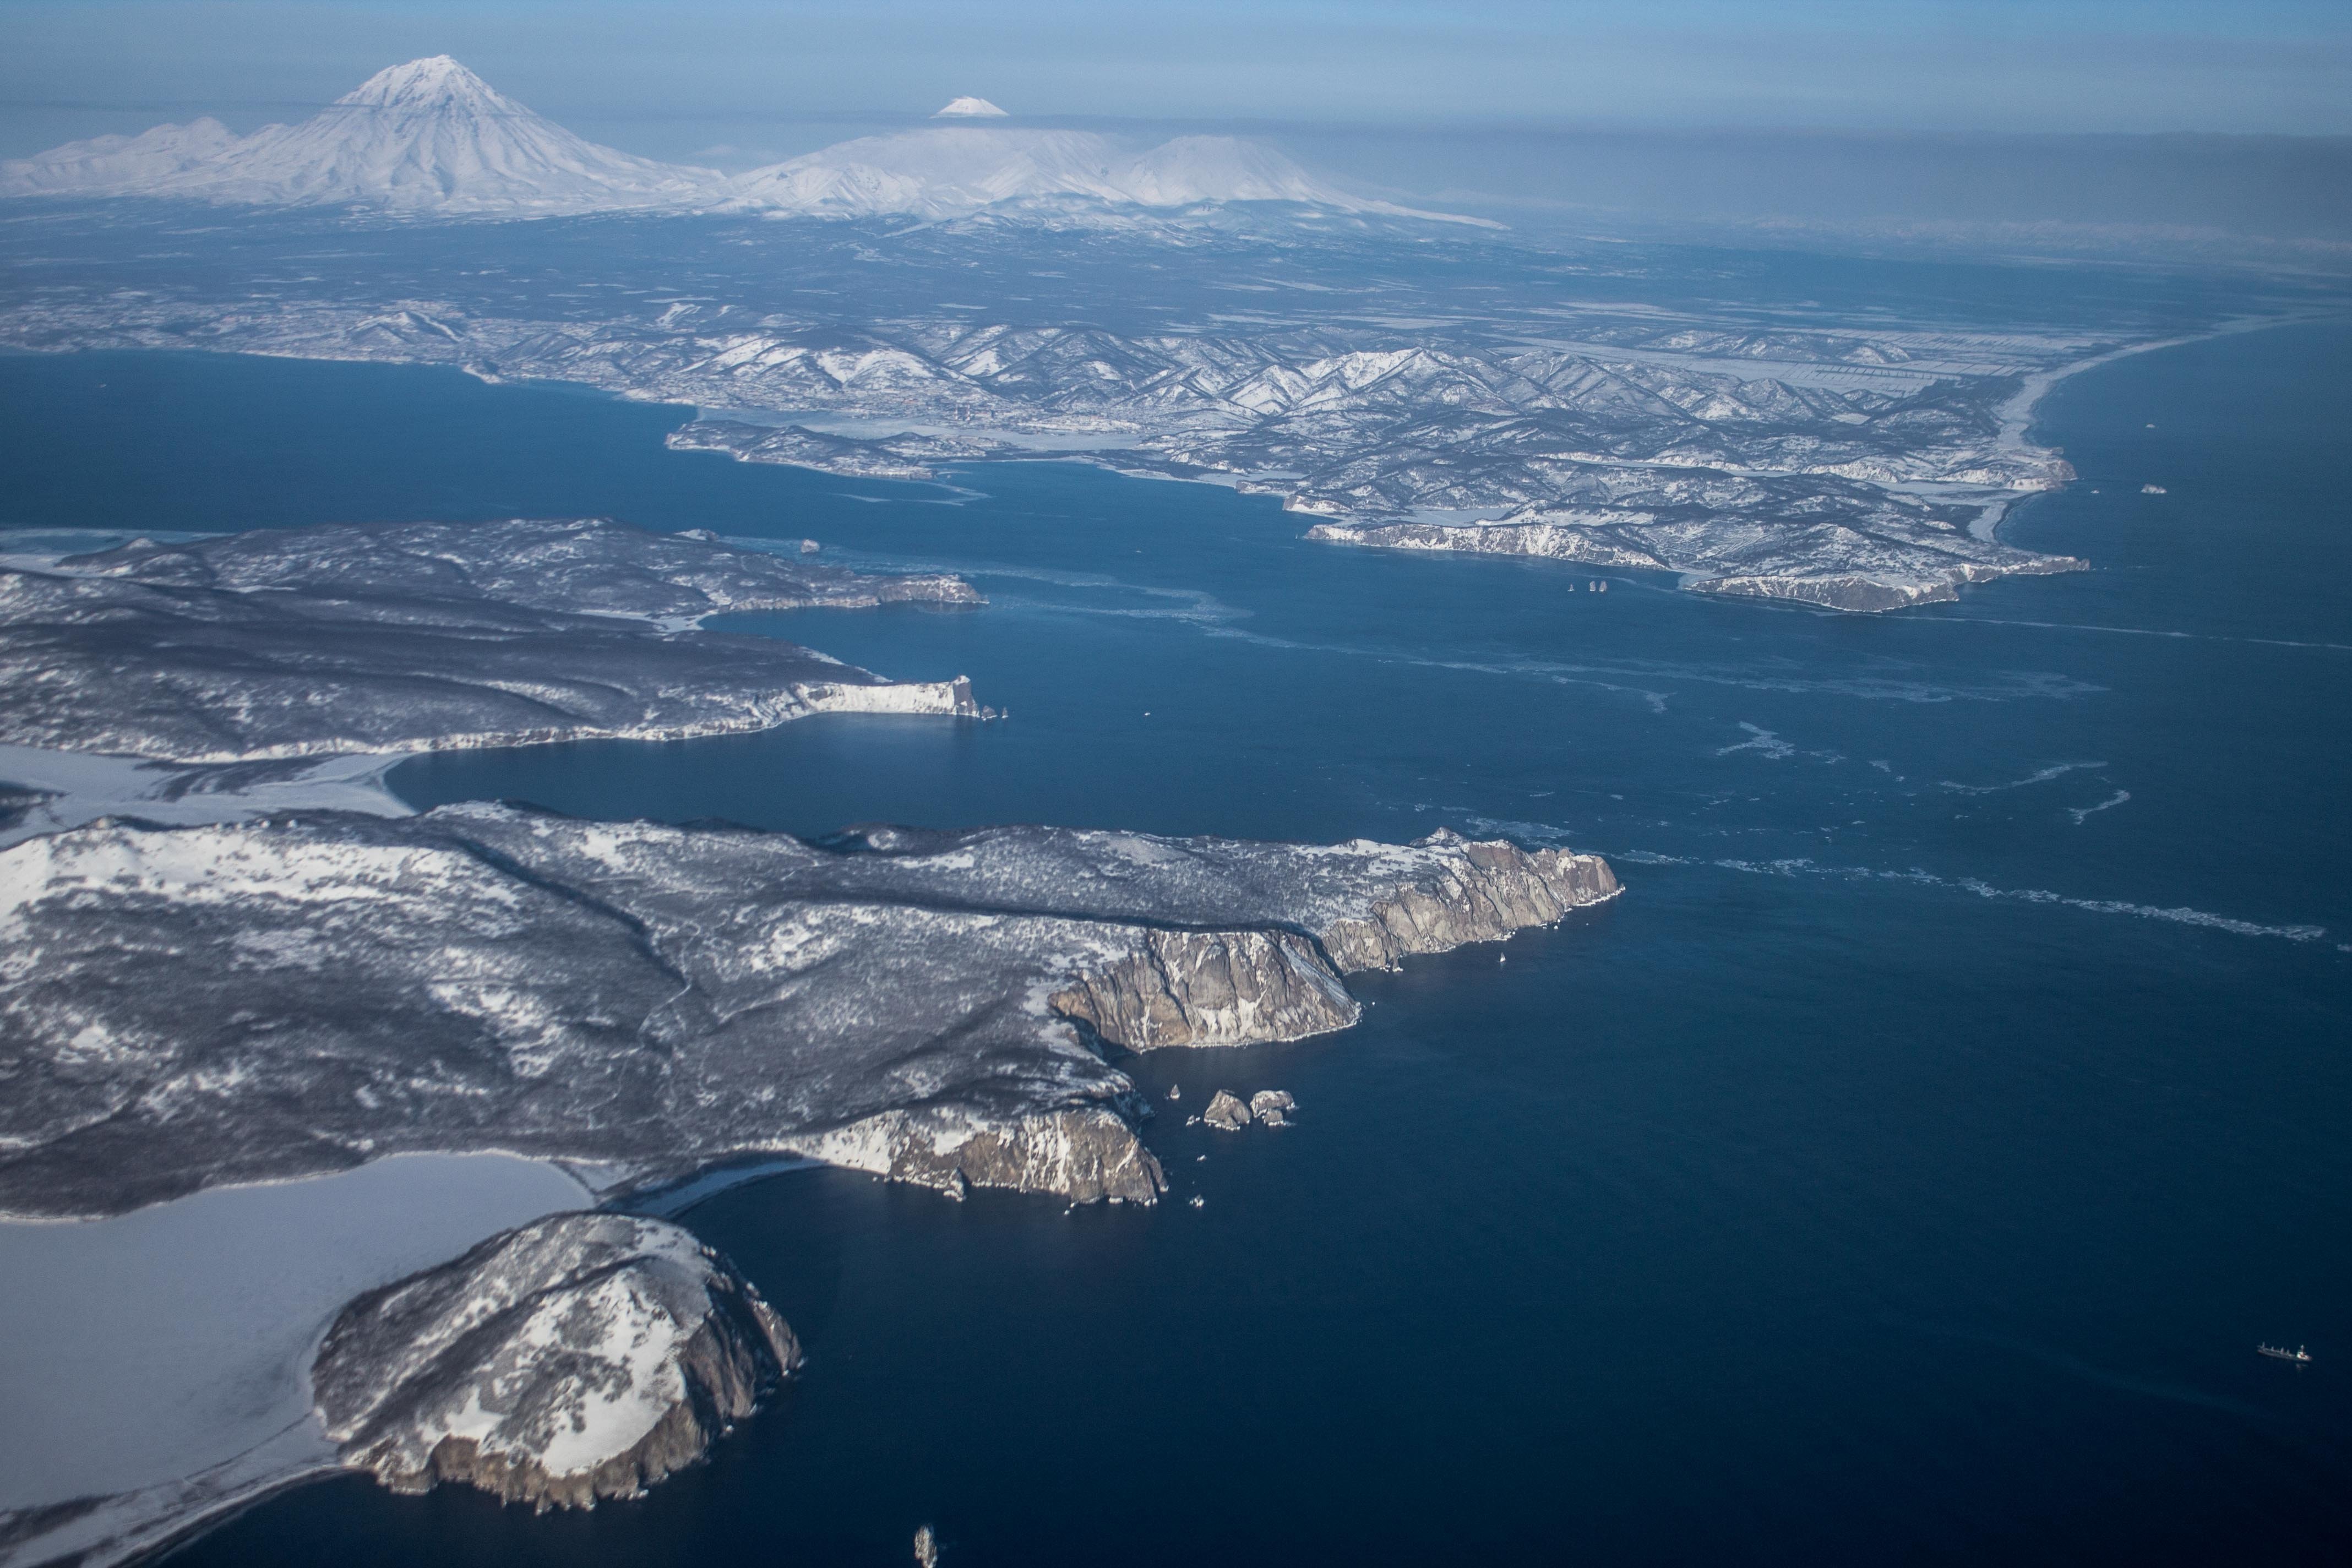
top-left (1, 320), bottom-right (2347, 1564)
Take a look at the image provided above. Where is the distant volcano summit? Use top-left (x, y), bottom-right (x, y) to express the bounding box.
top-left (0, 55), bottom-right (724, 214)
top-left (0, 56), bottom-right (1482, 225)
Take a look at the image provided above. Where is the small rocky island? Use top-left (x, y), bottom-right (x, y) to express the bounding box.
top-left (0, 518), bottom-right (982, 761)
top-left (316, 1212), bottom-right (799, 1510)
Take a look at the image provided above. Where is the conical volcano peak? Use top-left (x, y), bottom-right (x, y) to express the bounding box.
top-left (337, 55), bottom-right (514, 111)
top-left (934, 97), bottom-right (1009, 118)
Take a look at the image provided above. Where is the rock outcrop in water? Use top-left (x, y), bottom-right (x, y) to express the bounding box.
top-left (315, 1212), bottom-right (799, 1510)
top-left (0, 518), bottom-right (980, 762)
top-left (0, 807), bottom-right (1618, 1218)
top-left (1202, 1091), bottom-right (1252, 1132)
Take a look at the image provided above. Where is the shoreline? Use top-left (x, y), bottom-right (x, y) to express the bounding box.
top-left (1975, 312), bottom-right (2345, 546)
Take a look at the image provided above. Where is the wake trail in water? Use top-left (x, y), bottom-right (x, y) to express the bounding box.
top-left (1604, 850), bottom-right (2327, 944)
top-left (1940, 760), bottom-right (2106, 794)
top-left (1716, 723), bottom-right (1794, 759)
top-left (1204, 627), bottom-right (2089, 708)
top-left (1928, 614), bottom-right (2352, 654)
top-left (1912, 1325), bottom-right (2277, 1425)
top-left (2069, 790), bottom-right (2130, 824)
top-left (748, 545), bottom-right (1251, 626)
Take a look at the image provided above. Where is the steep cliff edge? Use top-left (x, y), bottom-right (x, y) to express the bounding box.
top-left (1317, 836), bottom-right (1621, 973)
top-left (315, 1212), bottom-right (799, 1511)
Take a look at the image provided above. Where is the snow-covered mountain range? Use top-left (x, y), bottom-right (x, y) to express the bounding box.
top-left (0, 56), bottom-right (1471, 224)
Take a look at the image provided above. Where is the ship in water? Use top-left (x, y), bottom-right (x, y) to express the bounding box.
top-left (2257, 1343), bottom-right (2312, 1364)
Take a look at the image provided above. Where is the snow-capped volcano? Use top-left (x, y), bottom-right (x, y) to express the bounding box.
top-left (0, 56), bottom-right (725, 214)
top-left (1, 56), bottom-right (1483, 226)
top-left (728, 126), bottom-right (1485, 224)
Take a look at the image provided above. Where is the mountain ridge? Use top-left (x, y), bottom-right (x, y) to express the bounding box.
top-left (0, 55), bottom-right (1484, 225)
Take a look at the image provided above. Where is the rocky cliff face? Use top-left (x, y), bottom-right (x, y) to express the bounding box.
top-left (315, 1213), bottom-right (798, 1511)
top-left (1053, 929), bottom-right (1362, 1050)
top-left (1316, 837), bottom-right (1621, 973)
top-left (787, 1101), bottom-right (1169, 1205)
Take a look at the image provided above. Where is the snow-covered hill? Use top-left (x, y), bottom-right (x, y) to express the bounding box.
top-left (0, 117), bottom-right (243, 196)
top-left (0, 56), bottom-right (1477, 225)
top-left (0, 56), bottom-right (726, 215)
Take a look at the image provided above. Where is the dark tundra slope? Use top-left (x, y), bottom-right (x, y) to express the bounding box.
top-left (0, 804), bottom-right (1618, 1218)
top-left (0, 518), bottom-right (981, 761)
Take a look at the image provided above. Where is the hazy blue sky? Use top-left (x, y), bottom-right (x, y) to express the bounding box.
top-left (2, 0), bottom-right (2348, 139)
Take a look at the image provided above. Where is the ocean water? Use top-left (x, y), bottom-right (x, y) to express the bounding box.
top-left (2, 323), bottom-right (2348, 1564)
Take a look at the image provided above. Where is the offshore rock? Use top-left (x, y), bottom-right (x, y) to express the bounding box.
top-left (1202, 1091), bottom-right (1253, 1132)
top-left (0, 518), bottom-right (980, 762)
top-left (0, 809), bottom-right (1617, 1217)
top-left (315, 1212), bottom-right (798, 1511)
top-left (1249, 1090), bottom-right (1297, 1128)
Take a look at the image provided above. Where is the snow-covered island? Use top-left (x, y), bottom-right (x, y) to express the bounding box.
top-left (0, 517), bottom-right (982, 765)
top-left (0, 807), bottom-right (1618, 1220)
